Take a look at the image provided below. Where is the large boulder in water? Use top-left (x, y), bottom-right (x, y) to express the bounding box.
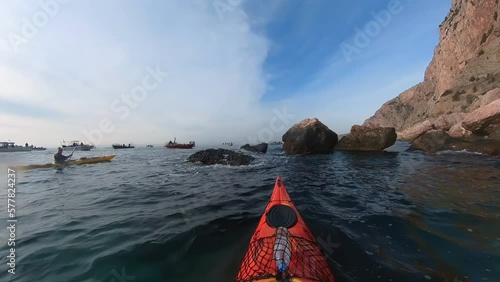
top-left (187, 149), bottom-right (255, 166)
top-left (240, 143), bottom-right (268, 153)
top-left (461, 99), bottom-right (500, 139)
top-left (410, 130), bottom-right (450, 152)
top-left (335, 125), bottom-right (397, 151)
top-left (410, 129), bottom-right (500, 155)
top-left (282, 118), bottom-right (338, 155)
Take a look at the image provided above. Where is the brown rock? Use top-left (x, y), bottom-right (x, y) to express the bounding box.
top-left (364, 0), bottom-right (500, 133)
top-left (445, 139), bottom-right (500, 155)
top-left (363, 84), bottom-right (427, 130)
top-left (411, 129), bottom-right (500, 155)
top-left (433, 113), bottom-right (467, 131)
top-left (240, 143), bottom-right (268, 153)
top-left (399, 120), bottom-right (435, 141)
top-left (395, 114), bottom-right (467, 141)
top-left (479, 88), bottom-right (500, 107)
top-left (447, 123), bottom-right (473, 138)
top-left (488, 127), bottom-right (500, 140)
top-left (282, 118), bottom-right (338, 155)
top-left (335, 125), bottom-right (396, 151)
top-left (410, 130), bottom-right (450, 153)
top-left (425, 0), bottom-right (500, 96)
top-left (461, 99), bottom-right (500, 136)
top-left (187, 149), bottom-right (255, 166)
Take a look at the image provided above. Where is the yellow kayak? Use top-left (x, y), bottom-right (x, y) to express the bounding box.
top-left (15, 155), bottom-right (116, 170)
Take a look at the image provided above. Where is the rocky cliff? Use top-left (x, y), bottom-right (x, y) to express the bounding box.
top-left (364, 0), bottom-right (500, 139)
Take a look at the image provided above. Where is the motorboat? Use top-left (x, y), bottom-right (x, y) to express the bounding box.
top-left (0, 142), bottom-right (32, 152)
top-left (112, 143), bottom-right (135, 149)
top-left (165, 138), bottom-right (195, 149)
top-left (61, 140), bottom-right (95, 151)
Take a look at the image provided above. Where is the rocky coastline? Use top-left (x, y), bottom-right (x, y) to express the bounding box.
top-left (362, 0), bottom-right (500, 155)
top-left (188, 118), bottom-right (401, 166)
top-left (189, 0), bottom-right (500, 165)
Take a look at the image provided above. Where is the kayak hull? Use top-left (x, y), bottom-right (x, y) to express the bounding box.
top-left (236, 177), bottom-right (335, 282)
top-left (16, 155), bottom-right (116, 170)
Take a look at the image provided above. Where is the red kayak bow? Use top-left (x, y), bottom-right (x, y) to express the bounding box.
top-left (236, 176), bottom-right (335, 282)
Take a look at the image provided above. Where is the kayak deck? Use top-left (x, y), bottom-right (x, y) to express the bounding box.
top-left (236, 176), bottom-right (335, 282)
top-left (15, 155), bottom-right (116, 170)
top-left (237, 235), bottom-right (334, 282)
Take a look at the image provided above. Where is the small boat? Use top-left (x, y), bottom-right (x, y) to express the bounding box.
top-left (268, 141), bottom-right (283, 145)
top-left (62, 140), bottom-right (95, 151)
top-left (0, 142), bottom-right (32, 152)
top-left (235, 177), bottom-right (335, 281)
top-left (165, 138), bottom-right (195, 149)
top-left (32, 146), bottom-right (47, 151)
top-left (146, 145), bottom-right (153, 147)
top-left (112, 143), bottom-right (135, 149)
top-left (222, 142), bottom-right (233, 146)
top-left (15, 155), bottom-right (116, 170)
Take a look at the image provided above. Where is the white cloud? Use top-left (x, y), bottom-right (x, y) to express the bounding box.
top-left (0, 113), bottom-right (67, 146)
top-left (0, 65), bottom-right (42, 102)
top-left (0, 0), bottom-right (449, 147)
top-left (0, 1), bottom-right (276, 146)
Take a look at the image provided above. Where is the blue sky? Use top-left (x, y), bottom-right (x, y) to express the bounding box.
top-left (0, 0), bottom-right (451, 147)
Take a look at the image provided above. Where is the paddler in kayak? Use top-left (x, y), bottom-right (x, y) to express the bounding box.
top-left (54, 147), bottom-right (73, 164)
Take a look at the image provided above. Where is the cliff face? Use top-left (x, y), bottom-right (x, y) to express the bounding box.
top-left (364, 0), bottom-right (500, 136)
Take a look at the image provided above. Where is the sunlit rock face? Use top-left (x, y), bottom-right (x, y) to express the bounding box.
top-left (364, 0), bottom-right (500, 139)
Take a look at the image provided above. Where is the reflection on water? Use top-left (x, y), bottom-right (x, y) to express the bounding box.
top-left (398, 151), bottom-right (500, 281)
top-left (0, 143), bottom-right (498, 281)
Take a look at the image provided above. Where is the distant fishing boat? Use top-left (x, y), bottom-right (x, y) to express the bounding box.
top-left (32, 146), bottom-right (47, 151)
top-left (222, 142), bottom-right (233, 146)
top-left (165, 138), bottom-right (195, 149)
top-left (112, 143), bottom-right (135, 149)
top-left (0, 141), bottom-right (32, 152)
top-left (146, 145), bottom-right (153, 147)
top-left (62, 140), bottom-right (95, 151)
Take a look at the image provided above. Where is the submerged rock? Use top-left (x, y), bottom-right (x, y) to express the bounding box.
top-left (282, 118), bottom-right (338, 155)
top-left (240, 143), bottom-right (268, 153)
top-left (187, 149), bottom-right (255, 166)
top-left (335, 125), bottom-right (397, 151)
top-left (410, 130), bottom-right (500, 155)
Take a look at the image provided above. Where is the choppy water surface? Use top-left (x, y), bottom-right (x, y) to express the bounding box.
top-left (0, 142), bottom-right (499, 281)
